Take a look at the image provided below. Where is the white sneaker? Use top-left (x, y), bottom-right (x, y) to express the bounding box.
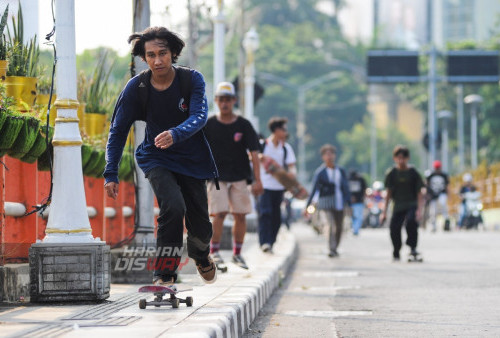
top-left (261, 243), bottom-right (272, 253)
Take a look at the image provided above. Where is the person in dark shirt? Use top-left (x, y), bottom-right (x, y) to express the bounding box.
top-left (204, 82), bottom-right (263, 270)
top-left (103, 26), bottom-right (217, 286)
top-left (426, 160), bottom-right (450, 232)
top-left (348, 169), bottom-right (367, 235)
top-left (381, 145), bottom-right (424, 260)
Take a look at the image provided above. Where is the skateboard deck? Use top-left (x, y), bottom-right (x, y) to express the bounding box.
top-left (212, 254), bottom-right (228, 273)
top-left (408, 254), bottom-right (423, 263)
top-left (215, 261), bottom-right (228, 273)
top-left (260, 155), bottom-right (309, 200)
top-left (138, 285), bottom-right (193, 309)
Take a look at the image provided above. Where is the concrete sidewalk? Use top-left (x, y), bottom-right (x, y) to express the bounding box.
top-left (0, 230), bottom-right (297, 337)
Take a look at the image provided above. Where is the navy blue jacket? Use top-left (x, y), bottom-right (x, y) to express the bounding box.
top-left (306, 165), bottom-right (351, 209)
top-left (104, 67), bottom-right (217, 184)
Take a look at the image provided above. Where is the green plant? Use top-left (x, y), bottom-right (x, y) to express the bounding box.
top-left (8, 115), bottom-right (40, 159)
top-left (0, 114), bottom-right (24, 157)
top-left (21, 125), bottom-right (53, 164)
top-left (0, 5), bottom-right (8, 60)
top-left (37, 65), bottom-right (52, 94)
top-left (118, 151), bottom-right (134, 182)
top-left (82, 52), bottom-right (114, 115)
top-left (0, 82), bottom-right (17, 130)
top-left (6, 5), bottom-right (39, 77)
top-left (81, 143), bottom-right (93, 168)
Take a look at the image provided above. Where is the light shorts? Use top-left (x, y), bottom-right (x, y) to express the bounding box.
top-left (207, 180), bottom-right (253, 215)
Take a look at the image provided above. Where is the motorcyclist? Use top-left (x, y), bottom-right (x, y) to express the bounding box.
top-left (458, 173), bottom-right (477, 228)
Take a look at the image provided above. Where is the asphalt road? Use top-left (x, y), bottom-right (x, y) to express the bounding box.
top-left (244, 222), bottom-right (500, 337)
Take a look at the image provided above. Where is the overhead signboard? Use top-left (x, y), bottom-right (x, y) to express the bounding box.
top-left (367, 50), bottom-right (420, 83)
top-left (447, 50), bottom-right (499, 83)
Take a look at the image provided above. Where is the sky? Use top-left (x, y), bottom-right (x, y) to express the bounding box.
top-left (34, 0), bottom-right (195, 56)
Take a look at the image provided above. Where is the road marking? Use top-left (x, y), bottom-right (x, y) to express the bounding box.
top-left (293, 285), bottom-right (361, 294)
top-left (282, 310), bottom-right (373, 318)
top-left (302, 271), bottom-right (359, 277)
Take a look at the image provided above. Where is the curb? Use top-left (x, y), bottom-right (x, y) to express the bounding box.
top-left (164, 230), bottom-right (298, 337)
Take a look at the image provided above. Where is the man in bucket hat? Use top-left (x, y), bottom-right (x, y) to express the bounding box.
top-left (204, 81), bottom-right (263, 270)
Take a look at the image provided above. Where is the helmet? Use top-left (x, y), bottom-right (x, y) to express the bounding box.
top-left (372, 181), bottom-right (384, 191)
top-left (463, 173), bottom-right (472, 183)
top-left (433, 160), bottom-right (442, 169)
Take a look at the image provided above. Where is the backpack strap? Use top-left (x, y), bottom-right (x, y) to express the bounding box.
top-left (111, 66), bottom-right (192, 125)
top-left (138, 66), bottom-right (192, 121)
top-left (261, 140), bottom-right (288, 171)
top-left (138, 69), bottom-right (151, 122)
top-left (176, 65), bottom-right (192, 111)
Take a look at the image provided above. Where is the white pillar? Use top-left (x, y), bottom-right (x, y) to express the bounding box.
top-left (464, 94), bottom-right (483, 170)
top-left (20, 0), bottom-right (38, 43)
top-left (213, 0), bottom-right (225, 90)
top-left (470, 108), bottom-right (478, 169)
top-left (244, 55), bottom-right (256, 128)
top-left (43, 0), bottom-right (94, 243)
top-left (456, 84), bottom-right (465, 172)
top-left (132, 0), bottom-right (155, 244)
top-left (437, 110), bottom-right (452, 173)
top-left (297, 89), bottom-right (306, 184)
top-left (243, 27), bottom-right (259, 130)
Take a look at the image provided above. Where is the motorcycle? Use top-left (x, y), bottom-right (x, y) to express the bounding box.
top-left (363, 195), bottom-right (384, 228)
top-left (461, 191), bottom-right (484, 229)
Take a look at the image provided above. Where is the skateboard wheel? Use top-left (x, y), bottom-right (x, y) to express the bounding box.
top-left (172, 298), bottom-right (180, 308)
top-left (139, 299), bottom-right (147, 309)
top-left (185, 296), bottom-right (193, 307)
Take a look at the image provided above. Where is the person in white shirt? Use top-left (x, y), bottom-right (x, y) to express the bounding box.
top-left (305, 144), bottom-right (351, 257)
top-left (258, 117), bottom-right (297, 253)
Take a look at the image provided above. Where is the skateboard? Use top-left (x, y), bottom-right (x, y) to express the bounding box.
top-left (212, 254), bottom-right (228, 273)
top-left (260, 155), bottom-right (309, 200)
top-left (408, 253), bottom-right (423, 263)
top-left (138, 285), bottom-right (193, 309)
top-left (215, 261), bottom-right (228, 273)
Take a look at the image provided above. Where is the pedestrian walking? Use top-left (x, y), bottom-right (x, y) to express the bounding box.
top-left (426, 160), bottom-right (450, 231)
top-left (305, 144), bottom-right (351, 257)
top-left (258, 117), bottom-right (297, 253)
top-left (104, 26), bottom-right (218, 286)
top-left (348, 169), bottom-right (367, 235)
top-left (381, 145), bottom-right (424, 261)
top-left (204, 81), bottom-right (263, 270)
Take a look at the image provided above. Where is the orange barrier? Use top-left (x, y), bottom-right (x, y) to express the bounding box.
top-left (0, 156), bottom-right (137, 265)
top-left (37, 171), bottom-right (51, 240)
top-left (121, 181), bottom-right (136, 244)
top-left (1, 157), bottom-right (38, 264)
top-left (84, 177), bottom-right (105, 240)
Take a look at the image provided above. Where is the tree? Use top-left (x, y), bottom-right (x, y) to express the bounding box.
top-left (337, 115), bottom-right (421, 182)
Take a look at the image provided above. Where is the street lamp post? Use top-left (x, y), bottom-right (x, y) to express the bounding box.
top-left (368, 92), bottom-right (380, 183)
top-left (213, 0), bottom-right (226, 89)
top-left (243, 27), bottom-right (259, 130)
top-left (464, 94), bottom-right (483, 169)
top-left (437, 110), bottom-right (453, 173)
top-left (456, 85), bottom-right (465, 172)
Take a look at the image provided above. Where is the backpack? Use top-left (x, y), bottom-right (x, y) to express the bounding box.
top-left (260, 139), bottom-right (288, 171)
top-left (111, 65), bottom-right (192, 124)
